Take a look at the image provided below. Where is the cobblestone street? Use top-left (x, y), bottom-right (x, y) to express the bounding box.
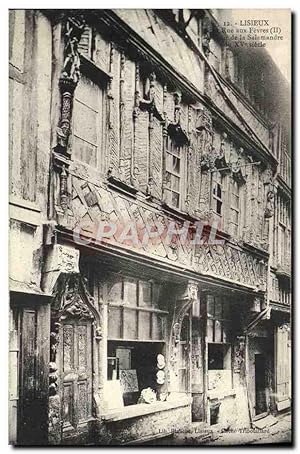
top-left (206, 413), bottom-right (292, 446)
top-left (151, 412), bottom-right (292, 446)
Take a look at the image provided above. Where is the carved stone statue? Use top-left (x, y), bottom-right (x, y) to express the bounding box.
top-left (265, 189), bottom-right (275, 218)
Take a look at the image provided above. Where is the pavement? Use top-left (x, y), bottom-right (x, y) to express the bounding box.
top-left (153, 411), bottom-right (292, 446)
top-left (201, 412), bottom-right (292, 446)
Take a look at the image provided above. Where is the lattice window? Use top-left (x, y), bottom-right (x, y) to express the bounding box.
top-left (230, 180), bottom-right (240, 236)
top-left (212, 172), bottom-right (223, 217)
top-left (164, 137), bottom-right (186, 210)
top-left (107, 275), bottom-right (167, 342)
top-left (206, 295), bottom-right (231, 343)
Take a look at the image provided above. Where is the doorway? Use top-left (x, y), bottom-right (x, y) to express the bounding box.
top-left (59, 319), bottom-right (93, 441)
top-left (255, 354), bottom-right (267, 415)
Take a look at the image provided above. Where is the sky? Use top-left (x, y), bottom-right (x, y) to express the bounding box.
top-left (216, 9), bottom-right (291, 84)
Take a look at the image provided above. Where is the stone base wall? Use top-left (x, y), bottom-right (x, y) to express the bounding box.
top-left (60, 404), bottom-right (192, 445)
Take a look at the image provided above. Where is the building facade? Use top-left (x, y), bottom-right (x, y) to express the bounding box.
top-left (9, 9), bottom-right (291, 445)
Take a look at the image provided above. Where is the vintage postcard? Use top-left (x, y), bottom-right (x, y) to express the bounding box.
top-left (9, 8), bottom-right (291, 446)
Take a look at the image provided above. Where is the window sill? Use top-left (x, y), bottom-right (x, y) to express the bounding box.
top-left (101, 395), bottom-right (192, 422)
top-left (208, 389), bottom-right (236, 400)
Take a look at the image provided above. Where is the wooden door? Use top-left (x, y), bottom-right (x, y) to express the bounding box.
top-left (16, 303), bottom-right (50, 445)
top-left (59, 319), bottom-right (93, 438)
top-left (255, 354), bottom-right (267, 415)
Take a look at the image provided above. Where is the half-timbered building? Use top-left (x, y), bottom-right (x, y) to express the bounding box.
top-left (9, 9), bottom-right (291, 445)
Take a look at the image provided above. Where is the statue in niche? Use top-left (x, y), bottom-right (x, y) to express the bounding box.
top-left (196, 109), bottom-right (213, 170)
top-left (265, 189), bottom-right (275, 218)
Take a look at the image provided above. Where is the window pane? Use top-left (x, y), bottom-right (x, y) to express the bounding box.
top-left (172, 145), bottom-right (180, 157)
top-left (192, 300), bottom-right (201, 318)
top-left (208, 344), bottom-right (224, 370)
top-left (74, 136), bottom-right (97, 167)
top-left (172, 175), bottom-right (180, 192)
top-left (152, 283), bottom-right (161, 309)
top-left (207, 319), bottom-right (214, 343)
top-left (217, 200), bottom-right (222, 215)
top-left (108, 307), bottom-right (121, 339)
top-left (73, 76), bottom-right (101, 167)
top-left (214, 320), bottom-right (222, 343)
top-left (173, 156), bottom-right (180, 174)
top-left (214, 298), bottom-right (222, 318)
top-left (217, 183), bottom-right (222, 199)
top-left (123, 309), bottom-right (137, 339)
top-left (222, 321), bottom-right (231, 343)
top-left (166, 153), bottom-right (173, 173)
top-left (123, 278), bottom-right (137, 306)
top-left (207, 296), bottom-right (214, 317)
top-left (139, 281), bottom-right (152, 307)
top-left (172, 192), bottom-right (180, 208)
top-left (164, 189), bottom-right (172, 206)
top-left (107, 275), bottom-right (122, 304)
top-left (76, 75), bottom-right (99, 110)
top-left (138, 311), bottom-right (151, 339)
top-left (152, 314), bottom-right (164, 340)
top-left (165, 172), bottom-right (172, 189)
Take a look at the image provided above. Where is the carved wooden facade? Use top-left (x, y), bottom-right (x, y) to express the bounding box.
top-left (9, 8), bottom-right (291, 445)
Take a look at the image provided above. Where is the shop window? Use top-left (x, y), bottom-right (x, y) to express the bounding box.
top-left (107, 275), bottom-right (166, 341)
top-left (164, 137), bottom-right (185, 210)
top-left (107, 341), bottom-right (164, 406)
top-left (207, 296), bottom-right (232, 394)
top-left (72, 74), bottom-right (103, 167)
top-left (106, 275), bottom-right (167, 407)
top-left (208, 344), bottom-right (231, 370)
top-left (207, 295), bottom-right (231, 343)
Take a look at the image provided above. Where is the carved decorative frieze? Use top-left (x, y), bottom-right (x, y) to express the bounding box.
top-left (59, 174), bottom-right (268, 290)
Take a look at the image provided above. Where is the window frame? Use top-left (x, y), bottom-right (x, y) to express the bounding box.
top-left (107, 276), bottom-right (168, 343)
top-left (164, 136), bottom-right (187, 211)
top-left (230, 179), bottom-right (240, 237)
top-left (211, 171), bottom-right (223, 218)
top-left (72, 70), bottom-right (106, 170)
top-left (206, 295), bottom-right (231, 344)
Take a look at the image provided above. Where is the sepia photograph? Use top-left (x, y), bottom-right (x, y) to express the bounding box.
top-left (8, 7), bottom-right (292, 446)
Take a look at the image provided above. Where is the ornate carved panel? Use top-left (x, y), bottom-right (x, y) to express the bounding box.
top-left (48, 272), bottom-right (101, 441)
top-left (59, 175), bottom-right (268, 290)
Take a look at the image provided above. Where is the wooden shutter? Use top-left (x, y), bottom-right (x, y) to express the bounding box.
top-left (275, 326), bottom-right (290, 403)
